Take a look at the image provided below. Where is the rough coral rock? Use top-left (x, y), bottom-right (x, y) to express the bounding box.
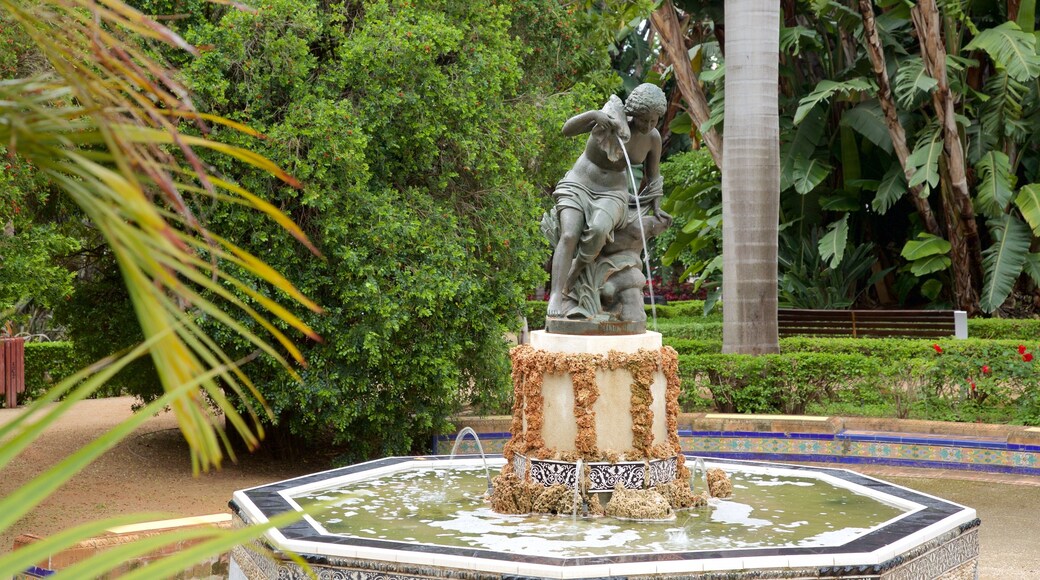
top-left (532, 484), bottom-right (581, 515)
top-left (604, 485), bottom-right (673, 520)
top-left (655, 479), bottom-right (708, 509)
top-left (706, 467), bottom-right (732, 498)
top-left (489, 473), bottom-right (542, 514)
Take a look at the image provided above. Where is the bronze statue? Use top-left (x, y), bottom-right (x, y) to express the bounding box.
top-left (543, 83), bottom-right (670, 331)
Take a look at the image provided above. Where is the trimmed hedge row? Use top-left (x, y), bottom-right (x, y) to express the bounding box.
top-left (526, 300), bottom-right (1037, 340)
top-left (21, 342), bottom-right (81, 404)
top-left (677, 339), bottom-right (1040, 423)
top-left (968, 318), bottom-right (1040, 339)
top-left (523, 300), bottom-right (719, 332)
top-left (677, 352), bottom-right (889, 415)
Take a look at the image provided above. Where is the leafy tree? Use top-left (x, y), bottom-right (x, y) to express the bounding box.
top-left (120, 0), bottom-right (615, 460)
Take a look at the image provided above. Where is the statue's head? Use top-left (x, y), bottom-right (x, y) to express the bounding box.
top-left (625, 84), bottom-right (667, 117)
top-left (625, 83), bottom-right (666, 134)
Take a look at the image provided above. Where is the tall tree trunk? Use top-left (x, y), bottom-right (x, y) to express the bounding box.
top-left (722, 0), bottom-right (780, 354)
top-left (912, 0), bottom-right (983, 314)
top-left (857, 0), bottom-right (942, 236)
top-left (651, 0), bottom-right (724, 168)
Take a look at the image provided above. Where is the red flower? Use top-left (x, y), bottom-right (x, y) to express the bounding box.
top-left (1025, 352), bottom-right (1035, 363)
top-left (969, 379), bottom-right (976, 392)
top-left (982, 365), bottom-right (991, 374)
top-left (1019, 345), bottom-right (1028, 355)
top-left (932, 344), bottom-right (943, 354)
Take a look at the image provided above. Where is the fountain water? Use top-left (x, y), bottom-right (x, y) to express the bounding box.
top-left (447, 426), bottom-right (492, 492)
top-left (618, 134), bottom-right (658, 331)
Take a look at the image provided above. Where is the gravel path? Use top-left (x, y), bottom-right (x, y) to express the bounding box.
top-left (0, 396), bottom-right (318, 554)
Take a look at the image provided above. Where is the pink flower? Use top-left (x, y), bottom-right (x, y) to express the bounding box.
top-left (933, 344), bottom-right (943, 354)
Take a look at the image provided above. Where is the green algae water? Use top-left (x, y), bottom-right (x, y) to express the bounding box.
top-left (292, 463), bottom-right (911, 558)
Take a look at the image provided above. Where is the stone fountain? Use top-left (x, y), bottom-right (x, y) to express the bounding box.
top-left (228, 84), bottom-right (979, 579)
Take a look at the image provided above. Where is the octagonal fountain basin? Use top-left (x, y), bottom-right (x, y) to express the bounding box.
top-left (228, 455), bottom-right (979, 580)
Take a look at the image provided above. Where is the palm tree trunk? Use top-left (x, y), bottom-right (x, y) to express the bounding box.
top-left (722, 0), bottom-right (780, 354)
top-left (651, 0), bottom-right (724, 168)
top-left (912, 0), bottom-right (983, 314)
top-left (857, 0), bottom-right (942, 236)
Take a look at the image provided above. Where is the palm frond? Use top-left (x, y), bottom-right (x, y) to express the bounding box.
top-left (0, 0), bottom-right (320, 474)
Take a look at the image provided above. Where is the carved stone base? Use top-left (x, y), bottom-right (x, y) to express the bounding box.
top-left (514, 453), bottom-right (678, 492)
top-left (545, 317), bottom-right (645, 335)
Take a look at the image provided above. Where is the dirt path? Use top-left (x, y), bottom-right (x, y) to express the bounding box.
top-left (0, 397), bottom-right (319, 554)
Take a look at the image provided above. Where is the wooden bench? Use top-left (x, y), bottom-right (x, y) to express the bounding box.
top-left (778, 309), bottom-right (968, 340)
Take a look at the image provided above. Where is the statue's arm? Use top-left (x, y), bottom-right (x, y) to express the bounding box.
top-left (644, 130), bottom-right (665, 215)
top-left (561, 110), bottom-right (613, 137)
top-left (643, 129), bottom-right (663, 180)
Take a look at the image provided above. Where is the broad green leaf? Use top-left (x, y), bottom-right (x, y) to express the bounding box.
top-left (818, 214), bottom-right (849, 268)
top-left (910, 254), bottom-right (952, 276)
top-left (841, 101), bottom-right (894, 154)
top-left (980, 215), bottom-right (1032, 312)
top-left (670, 112), bottom-right (693, 135)
top-left (819, 191), bottom-right (862, 211)
top-left (1014, 183), bottom-right (1040, 234)
top-left (1025, 252), bottom-right (1040, 285)
top-left (975, 151), bottom-right (1015, 218)
top-left (894, 57), bottom-right (938, 109)
top-left (907, 127), bottom-right (943, 190)
top-left (780, 25), bottom-right (821, 55)
top-left (873, 165), bottom-right (907, 214)
top-left (1018, 0), bottom-right (1037, 32)
top-left (921, 278), bottom-right (944, 301)
top-left (964, 21), bottom-right (1040, 83)
top-left (901, 232), bottom-right (952, 260)
top-left (780, 107), bottom-right (827, 191)
top-left (980, 72), bottom-right (1027, 147)
top-left (791, 155), bottom-right (833, 194)
top-left (794, 78), bottom-right (875, 124)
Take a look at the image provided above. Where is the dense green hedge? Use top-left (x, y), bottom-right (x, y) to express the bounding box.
top-left (20, 342), bottom-right (80, 404)
top-left (523, 299), bottom-right (719, 332)
top-left (677, 338), bottom-right (1040, 423)
top-left (678, 352), bottom-right (888, 415)
top-left (517, 303), bottom-right (1040, 423)
top-left (968, 318), bottom-right (1040, 339)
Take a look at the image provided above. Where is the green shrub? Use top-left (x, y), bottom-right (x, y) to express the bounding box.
top-left (663, 338), bottom-right (722, 355)
top-left (524, 300), bottom-right (547, 330)
top-left (22, 341), bottom-right (80, 403)
top-left (968, 318), bottom-right (1040, 340)
top-left (654, 320), bottom-right (723, 340)
top-left (678, 351), bottom-right (885, 415)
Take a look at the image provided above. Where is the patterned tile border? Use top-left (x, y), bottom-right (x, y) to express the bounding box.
top-left (436, 427), bottom-right (1040, 477)
top-left (512, 454), bottom-right (677, 491)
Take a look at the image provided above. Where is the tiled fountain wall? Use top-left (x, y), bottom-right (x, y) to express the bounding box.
top-left (439, 413), bottom-right (1040, 476)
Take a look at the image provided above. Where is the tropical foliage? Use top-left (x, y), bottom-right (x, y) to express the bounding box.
top-left (652, 0), bottom-right (1040, 317)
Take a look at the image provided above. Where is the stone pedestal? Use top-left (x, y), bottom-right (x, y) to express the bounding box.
top-left (527, 330), bottom-right (669, 455)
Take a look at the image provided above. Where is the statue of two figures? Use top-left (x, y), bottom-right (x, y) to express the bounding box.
top-left (542, 83), bottom-right (672, 334)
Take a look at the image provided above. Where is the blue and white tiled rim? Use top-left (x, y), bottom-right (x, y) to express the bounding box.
top-left (230, 454), bottom-right (977, 578)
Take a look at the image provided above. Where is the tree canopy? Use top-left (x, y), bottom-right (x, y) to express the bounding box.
top-left (99, 0), bottom-right (618, 459)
